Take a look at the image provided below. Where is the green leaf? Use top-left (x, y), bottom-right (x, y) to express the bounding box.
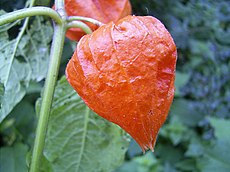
top-left (163, 163), bottom-right (178, 172)
top-left (175, 72), bottom-right (190, 97)
top-left (160, 116), bottom-right (188, 145)
top-left (40, 155), bottom-right (53, 172)
top-left (0, 16), bottom-right (52, 123)
top-left (215, 28), bottom-right (230, 45)
top-left (10, 98), bottom-right (36, 145)
top-left (26, 151), bottom-right (53, 172)
top-left (0, 143), bottom-right (28, 172)
top-left (175, 159), bottom-right (197, 171)
top-left (115, 152), bottom-right (163, 172)
top-left (170, 99), bottom-right (203, 127)
top-left (42, 77), bottom-right (130, 172)
top-left (185, 138), bottom-right (204, 157)
top-left (155, 142), bottom-right (184, 164)
top-left (127, 139), bottom-right (142, 158)
top-left (188, 118), bottom-right (230, 172)
top-left (114, 160), bottom-right (140, 172)
top-left (35, 0), bottom-right (51, 6)
top-left (0, 81), bottom-right (4, 106)
top-left (26, 81), bottom-right (42, 94)
top-left (20, 17), bottom-right (52, 81)
top-left (198, 141), bottom-right (230, 172)
top-left (208, 117), bottom-right (230, 143)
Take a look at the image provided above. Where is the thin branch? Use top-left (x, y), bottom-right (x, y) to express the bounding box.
top-left (67, 21), bottom-right (92, 34)
top-left (0, 7), bottom-right (62, 26)
top-left (67, 16), bottom-right (104, 27)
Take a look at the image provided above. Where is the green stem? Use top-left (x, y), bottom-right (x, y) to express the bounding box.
top-left (55, 0), bottom-right (65, 10)
top-left (0, 7), bottom-right (62, 26)
top-left (29, 23), bottom-right (66, 172)
top-left (30, 1), bottom-right (66, 170)
top-left (67, 16), bottom-right (104, 27)
top-left (30, 1), bottom-right (66, 171)
top-left (67, 21), bottom-right (92, 34)
top-left (55, 0), bottom-right (66, 19)
top-left (29, 0), bottom-right (36, 7)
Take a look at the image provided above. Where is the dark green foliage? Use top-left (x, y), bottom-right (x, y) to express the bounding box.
top-left (0, 143), bottom-right (28, 172)
top-left (0, 0), bottom-right (230, 172)
top-left (132, 1), bottom-right (230, 118)
top-left (0, 0), bottom-right (27, 12)
top-left (121, 0), bottom-right (230, 172)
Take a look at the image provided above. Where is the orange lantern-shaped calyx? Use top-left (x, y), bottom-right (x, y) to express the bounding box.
top-left (63, 0), bottom-right (131, 41)
top-left (66, 15), bottom-right (177, 151)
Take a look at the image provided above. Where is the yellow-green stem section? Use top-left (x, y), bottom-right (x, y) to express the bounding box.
top-left (67, 20), bottom-right (92, 34)
top-left (29, 1), bottom-right (66, 171)
top-left (67, 16), bottom-right (104, 27)
top-left (0, 7), bottom-right (62, 26)
top-left (29, 23), bottom-right (66, 172)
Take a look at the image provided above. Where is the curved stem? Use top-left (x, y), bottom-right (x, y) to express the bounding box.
top-left (67, 21), bottom-right (92, 34)
top-left (67, 16), bottom-right (104, 27)
top-left (0, 7), bottom-right (62, 26)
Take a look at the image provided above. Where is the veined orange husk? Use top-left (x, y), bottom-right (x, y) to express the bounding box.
top-left (66, 15), bottom-right (177, 151)
top-left (64, 0), bottom-right (131, 41)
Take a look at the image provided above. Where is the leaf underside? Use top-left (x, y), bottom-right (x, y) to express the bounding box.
top-left (0, 15), bottom-right (52, 123)
top-left (41, 77), bottom-right (130, 172)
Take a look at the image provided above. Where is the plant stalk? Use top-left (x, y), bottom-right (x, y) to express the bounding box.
top-left (0, 7), bottom-right (62, 26)
top-left (29, 22), bottom-right (66, 172)
top-left (67, 20), bottom-right (92, 34)
top-left (67, 16), bottom-right (104, 27)
top-left (29, 1), bottom-right (66, 171)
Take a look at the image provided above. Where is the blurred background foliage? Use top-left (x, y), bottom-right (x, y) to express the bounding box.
top-left (118, 0), bottom-right (230, 172)
top-left (0, 0), bottom-right (230, 172)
